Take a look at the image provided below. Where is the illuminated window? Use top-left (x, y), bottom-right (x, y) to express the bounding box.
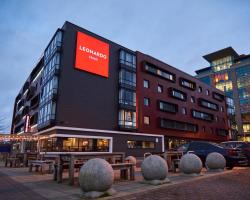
top-left (144, 116), bottom-right (150, 125)
top-left (118, 110), bottom-right (136, 129)
top-left (127, 140), bottom-right (155, 149)
top-left (215, 81), bottom-right (233, 92)
top-left (212, 56), bottom-right (233, 72)
top-left (206, 90), bottom-right (210, 95)
top-left (243, 124), bottom-right (250, 133)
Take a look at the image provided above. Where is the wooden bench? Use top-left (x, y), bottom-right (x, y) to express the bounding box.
top-left (53, 161), bottom-right (84, 182)
top-left (5, 157), bottom-right (21, 168)
top-left (171, 159), bottom-right (180, 173)
top-left (29, 160), bottom-right (54, 174)
top-left (111, 163), bottom-right (135, 180)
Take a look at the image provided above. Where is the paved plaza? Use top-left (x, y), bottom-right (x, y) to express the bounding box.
top-left (0, 163), bottom-right (250, 200)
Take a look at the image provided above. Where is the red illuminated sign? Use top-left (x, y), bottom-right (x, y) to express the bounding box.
top-left (75, 31), bottom-right (110, 78)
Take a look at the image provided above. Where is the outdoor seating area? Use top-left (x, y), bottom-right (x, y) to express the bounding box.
top-left (1, 149), bottom-right (241, 199)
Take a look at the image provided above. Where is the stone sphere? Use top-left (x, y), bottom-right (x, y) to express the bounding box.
top-left (125, 156), bottom-right (137, 165)
top-left (141, 155), bottom-right (168, 180)
top-left (79, 158), bottom-right (114, 192)
top-left (179, 153), bottom-right (202, 174)
top-left (206, 152), bottom-right (226, 170)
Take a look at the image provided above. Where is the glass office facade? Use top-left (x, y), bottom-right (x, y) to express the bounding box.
top-left (236, 65), bottom-right (250, 139)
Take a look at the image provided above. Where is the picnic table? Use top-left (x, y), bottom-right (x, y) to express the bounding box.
top-left (28, 160), bottom-right (54, 174)
top-left (52, 152), bottom-right (126, 185)
top-left (165, 151), bottom-right (183, 172)
top-left (148, 151), bottom-right (183, 172)
top-left (5, 157), bottom-right (21, 168)
top-left (111, 163), bottom-right (135, 180)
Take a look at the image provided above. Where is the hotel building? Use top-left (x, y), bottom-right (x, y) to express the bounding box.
top-left (11, 22), bottom-right (229, 156)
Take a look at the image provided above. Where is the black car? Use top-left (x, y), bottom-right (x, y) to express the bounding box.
top-left (177, 141), bottom-right (248, 169)
top-left (221, 141), bottom-right (250, 165)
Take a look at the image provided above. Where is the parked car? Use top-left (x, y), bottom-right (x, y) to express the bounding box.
top-left (220, 141), bottom-right (250, 165)
top-left (177, 141), bottom-right (248, 169)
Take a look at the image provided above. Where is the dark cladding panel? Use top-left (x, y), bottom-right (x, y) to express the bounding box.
top-left (56, 22), bottom-right (125, 130)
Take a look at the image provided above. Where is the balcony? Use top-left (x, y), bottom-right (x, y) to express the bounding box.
top-left (26, 86), bottom-right (36, 100)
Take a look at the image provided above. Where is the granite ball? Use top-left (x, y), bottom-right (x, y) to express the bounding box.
top-left (179, 153), bottom-right (202, 174)
top-left (141, 155), bottom-right (168, 180)
top-left (205, 152), bottom-right (226, 170)
top-left (125, 156), bottom-right (137, 165)
top-left (79, 158), bottom-right (114, 192)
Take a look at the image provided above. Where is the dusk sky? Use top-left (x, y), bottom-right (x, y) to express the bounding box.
top-left (1, 0), bottom-right (250, 133)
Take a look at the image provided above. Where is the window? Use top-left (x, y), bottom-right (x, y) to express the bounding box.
top-left (143, 80), bottom-right (149, 88)
top-left (144, 63), bottom-right (175, 82)
top-left (42, 53), bottom-right (60, 84)
top-left (180, 78), bottom-right (196, 90)
top-left (199, 98), bottom-right (218, 110)
top-left (157, 85), bottom-right (163, 93)
top-left (215, 116), bottom-right (218, 122)
top-left (212, 92), bottom-right (225, 101)
top-left (191, 96), bottom-right (195, 103)
top-left (212, 56), bottom-right (233, 72)
top-left (170, 88), bottom-right (187, 101)
top-left (118, 110), bottom-right (136, 128)
top-left (40, 137), bottom-right (110, 152)
top-left (160, 118), bottom-right (198, 132)
top-left (119, 69), bottom-right (136, 87)
top-left (226, 97), bottom-right (234, 107)
top-left (119, 88), bottom-right (136, 107)
top-left (144, 116), bottom-right (150, 125)
top-left (38, 101), bottom-right (56, 125)
top-left (44, 30), bottom-right (62, 64)
top-left (182, 107), bottom-right (187, 115)
top-left (127, 140), bottom-right (155, 149)
top-left (243, 124), bottom-right (250, 133)
top-left (211, 128), bottom-right (214, 134)
top-left (159, 101), bottom-right (178, 113)
top-left (40, 76), bottom-right (58, 105)
top-left (144, 98), bottom-right (150, 106)
top-left (217, 129), bottom-right (228, 136)
top-left (220, 106), bottom-right (224, 112)
top-left (198, 87), bottom-right (202, 93)
top-left (202, 126), bottom-right (206, 132)
top-left (120, 50), bottom-right (136, 68)
top-left (192, 110), bottom-right (213, 121)
top-left (215, 81), bottom-right (233, 92)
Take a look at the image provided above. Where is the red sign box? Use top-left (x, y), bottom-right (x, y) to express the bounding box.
top-left (75, 31), bottom-right (110, 78)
